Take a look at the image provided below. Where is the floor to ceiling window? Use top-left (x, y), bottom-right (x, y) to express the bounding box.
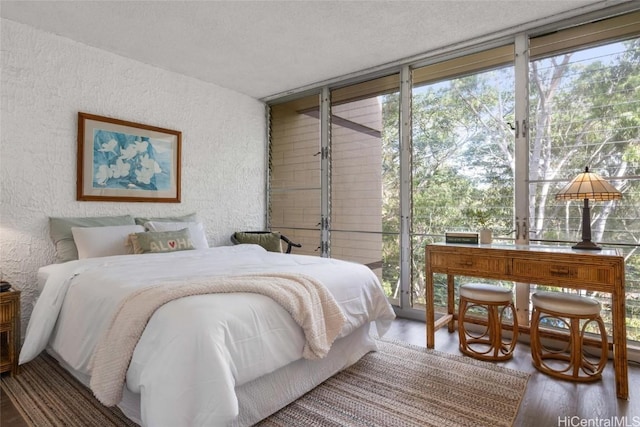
top-left (329, 75), bottom-right (401, 303)
top-left (268, 11), bottom-right (640, 346)
top-left (410, 46), bottom-right (516, 312)
top-left (269, 94), bottom-right (322, 255)
top-left (528, 26), bottom-right (640, 339)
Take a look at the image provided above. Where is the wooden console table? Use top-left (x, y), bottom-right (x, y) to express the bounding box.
top-left (425, 243), bottom-right (628, 399)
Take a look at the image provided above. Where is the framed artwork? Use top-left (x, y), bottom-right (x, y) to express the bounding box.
top-left (77, 112), bottom-right (181, 202)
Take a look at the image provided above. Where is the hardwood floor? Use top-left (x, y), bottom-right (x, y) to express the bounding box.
top-left (1, 318), bottom-right (639, 426)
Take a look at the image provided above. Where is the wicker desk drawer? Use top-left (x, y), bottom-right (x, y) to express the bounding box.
top-left (511, 259), bottom-right (615, 286)
top-left (430, 252), bottom-right (508, 275)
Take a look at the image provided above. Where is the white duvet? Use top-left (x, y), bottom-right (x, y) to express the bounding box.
top-left (20, 245), bottom-right (396, 426)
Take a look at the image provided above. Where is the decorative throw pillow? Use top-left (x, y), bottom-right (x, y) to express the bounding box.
top-left (233, 232), bottom-right (282, 253)
top-left (50, 215), bottom-right (136, 263)
top-left (71, 224), bottom-right (145, 259)
top-left (144, 221), bottom-right (209, 249)
top-left (129, 229), bottom-right (195, 254)
top-left (134, 213), bottom-right (198, 226)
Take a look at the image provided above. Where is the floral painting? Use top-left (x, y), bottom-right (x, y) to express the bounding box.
top-left (92, 130), bottom-right (172, 191)
top-left (77, 113), bottom-right (181, 202)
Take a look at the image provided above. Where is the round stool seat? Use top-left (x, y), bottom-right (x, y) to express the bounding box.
top-left (460, 283), bottom-right (513, 303)
top-left (532, 291), bottom-right (601, 316)
top-left (530, 291), bottom-right (607, 382)
top-left (457, 283), bottom-right (517, 362)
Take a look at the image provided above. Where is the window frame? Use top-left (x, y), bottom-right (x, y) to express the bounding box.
top-left (267, 10), bottom-right (640, 355)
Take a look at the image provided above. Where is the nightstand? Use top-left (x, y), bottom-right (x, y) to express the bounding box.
top-left (0, 289), bottom-right (21, 376)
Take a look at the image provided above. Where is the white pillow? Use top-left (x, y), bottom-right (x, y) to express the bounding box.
top-left (144, 221), bottom-right (209, 249)
top-left (71, 224), bottom-right (145, 259)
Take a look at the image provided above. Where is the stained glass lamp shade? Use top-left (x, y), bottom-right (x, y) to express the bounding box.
top-left (555, 167), bottom-right (622, 250)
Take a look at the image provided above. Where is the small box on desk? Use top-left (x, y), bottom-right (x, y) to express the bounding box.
top-left (445, 232), bottom-right (479, 244)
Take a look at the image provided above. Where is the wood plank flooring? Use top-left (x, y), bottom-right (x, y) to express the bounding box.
top-left (2, 318), bottom-right (639, 426)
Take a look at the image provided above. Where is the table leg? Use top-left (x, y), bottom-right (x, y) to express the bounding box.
top-left (612, 287), bottom-right (629, 399)
top-left (447, 274), bottom-right (455, 333)
top-left (426, 270), bottom-right (435, 349)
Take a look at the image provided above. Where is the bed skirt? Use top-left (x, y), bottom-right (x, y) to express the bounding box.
top-left (48, 323), bottom-right (377, 426)
top-left (234, 323), bottom-right (376, 426)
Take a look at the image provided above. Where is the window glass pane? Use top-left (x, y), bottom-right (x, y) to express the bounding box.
top-left (269, 95), bottom-right (321, 255)
top-left (330, 76), bottom-right (400, 303)
top-left (529, 38), bottom-right (640, 342)
top-left (411, 64), bottom-right (516, 309)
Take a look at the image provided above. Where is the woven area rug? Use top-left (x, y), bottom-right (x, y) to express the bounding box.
top-left (1, 339), bottom-right (529, 427)
top-left (0, 352), bottom-right (136, 427)
top-left (258, 339), bottom-right (529, 427)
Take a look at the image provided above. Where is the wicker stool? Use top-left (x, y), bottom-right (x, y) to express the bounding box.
top-left (530, 292), bottom-right (608, 382)
top-left (458, 283), bottom-right (518, 362)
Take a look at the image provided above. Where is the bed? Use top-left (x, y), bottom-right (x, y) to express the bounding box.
top-left (19, 243), bottom-right (396, 426)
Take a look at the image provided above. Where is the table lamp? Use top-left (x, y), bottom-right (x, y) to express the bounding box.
top-left (555, 166), bottom-right (621, 250)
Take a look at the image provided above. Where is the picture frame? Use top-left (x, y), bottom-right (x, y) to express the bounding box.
top-left (77, 112), bottom-right (181, 203)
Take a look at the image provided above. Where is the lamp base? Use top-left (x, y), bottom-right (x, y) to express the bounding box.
top-left (572, 240), bottom-right (602, 251)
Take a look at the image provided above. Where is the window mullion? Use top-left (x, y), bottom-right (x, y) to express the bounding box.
top-left (514, 33), bottom-right (531, 327)
top-left (514, 34), bottom-right (530, 244)
top-left (321, 87), bottom-right (331, 257)
top-left (399, 66), bottom-right (412, 310)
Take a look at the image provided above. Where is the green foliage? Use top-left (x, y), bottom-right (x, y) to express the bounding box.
top-left (463, 206), bottom-right (494, 229)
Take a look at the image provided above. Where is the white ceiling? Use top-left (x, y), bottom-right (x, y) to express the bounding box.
top-left (0, 1), bottom-right (631, 100)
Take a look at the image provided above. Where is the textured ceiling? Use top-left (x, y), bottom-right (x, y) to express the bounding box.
top-left (0, 1), bottom-right (629, 100)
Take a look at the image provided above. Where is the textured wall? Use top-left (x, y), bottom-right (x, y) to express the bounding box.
top-left (0, 20), bottom-right (267, 328)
